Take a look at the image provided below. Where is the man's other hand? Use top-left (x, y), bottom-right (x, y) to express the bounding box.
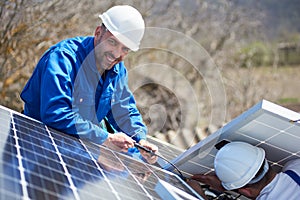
top-left (138, 139), bottom-right (158, 164)
top-left (191, 174), bottom-right (225, 192)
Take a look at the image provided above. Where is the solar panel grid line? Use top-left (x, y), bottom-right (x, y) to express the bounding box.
top-left (79, 140), bottom-right (155, 198)
top-left (48, 133), bottom-right (115, 175)
top-left (146, 137), bottom-right (184, 162)
top-left (47, 135), bottom-right (120, 199)
top-left (228, 119), bottom-right (298, 142)
top-left (10, 111), bottom-right (117, 199)
top-left (15, 125), bottom-right (76, 199)
top-left (110, 182), bottom-right (153, 200)
top-left (145, 137), bottom-right (187, 174)
top-left (13, 116), bottom-right (67, 171)
top-left (99, 169), bottom-right (149, 191)
top-left (78, 140), bottom-right (122, 200)
top-left (48, 144), bottom-right (99, 178)
top-left (264, 143), bottom-right (296, 165)
top-left (0, 174), bottom-right (19, 199)
top-left (244, 117), bottom-right (296, 140)
top-left (44, 125), bottom-right (80, 200)
top-left (21, 158), bottom-right (66, 187)
top-left (235, 118), bottom-right (300, 165)
top-left (284, 126), bottom-right (300, 140)
top-left (19, 147), bottom-right (75, 197)
top-left (120, 152), bottom-right (190, 199)
top-left (14, 131), bottom-right (61, 169)
top-left (171, 99), bottom-right (300, 182)
top-left (239, 126), bottom-right (291, 152)
top-left (23, 147), bottom-right (63, 174)
top-left (99, 148), bottom-right (170, 199)
top-left (10, 112), bottom-right (29, 199)
top-left (52, 125), bottom-right (162, 199)
top-left (227, 135), bottom-right (295, 169)
top-left (24, 179), bottom-right (67, 200)
top-left (108, 180), bottom-right (150, 199)
top-left (155, 179), bottom-right (201, 200)
top-left (1, 105), bottom-right (202, 200)
top-left (143, 168), bottom-right (180, 196)
top-left (109, 150), bottom-right (155, 200)
top-left (78, 142), bottom-right (152, 199)
top-left (51, 143), bottom-right (98, 171)
top-left (1, 133), bottom-right (22, 199)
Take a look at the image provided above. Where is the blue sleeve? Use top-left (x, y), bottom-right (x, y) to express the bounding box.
top-left (40, 50), bottom-right (109, 144)
top-left (107, 68), bottom-right (147, 142)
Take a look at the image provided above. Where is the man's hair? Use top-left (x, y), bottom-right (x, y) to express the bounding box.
top-left (101, 24), bottom-right (108, 32)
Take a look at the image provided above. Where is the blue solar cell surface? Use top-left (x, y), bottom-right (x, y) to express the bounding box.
top-left (0, 105), bottom-right (199, 200)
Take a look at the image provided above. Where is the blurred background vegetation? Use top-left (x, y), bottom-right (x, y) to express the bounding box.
top-left (1, 0), bottom-right (300, 148)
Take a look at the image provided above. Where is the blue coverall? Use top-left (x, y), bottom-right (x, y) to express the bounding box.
top-left (21, 36), bottom-right (147, 144)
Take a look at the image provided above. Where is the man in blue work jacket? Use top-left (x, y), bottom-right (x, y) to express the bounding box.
top-left (20, 5), bottom-right (158, 164)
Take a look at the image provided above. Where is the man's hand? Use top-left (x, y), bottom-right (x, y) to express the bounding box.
top-left (186, 179), bottom-right (208, 200)
top-left (191, 174), bottom-right (225, 192)
top-left (138, 139), bottom-right (158, 164)
top-left (103, 132), bottom-right (135, 152)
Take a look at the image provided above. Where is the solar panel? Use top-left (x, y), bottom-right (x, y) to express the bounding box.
top-left (146, 137), bottom-right (184, 168)
top-left (0, 105), bottom-right (202, 200)
top-left (170, 99), bottom-right (300, 177)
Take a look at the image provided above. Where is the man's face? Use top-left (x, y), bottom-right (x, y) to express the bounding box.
top-left (94, 26), bottom-right (130, 71)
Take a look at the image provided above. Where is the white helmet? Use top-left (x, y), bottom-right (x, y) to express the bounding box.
top-left (99, 5), bottom-right (145, 51)
top-left (214, 141), bottom-right (266, 190)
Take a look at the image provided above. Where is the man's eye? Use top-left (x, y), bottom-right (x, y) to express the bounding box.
top-left (123, 48), bottom-right (130, 53)
top-left (109, 39), bottom-right (116, 46)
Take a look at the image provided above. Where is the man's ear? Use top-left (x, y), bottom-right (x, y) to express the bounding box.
top-left (94, 26), bottom-right (102, 37)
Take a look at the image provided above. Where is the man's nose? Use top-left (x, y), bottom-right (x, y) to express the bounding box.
top-left (112, 47), bottom-right (122, 59)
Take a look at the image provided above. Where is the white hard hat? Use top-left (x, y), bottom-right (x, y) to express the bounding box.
top-left (99, 5), bottom-right (145, 51)
top-left (214, 142), bottom-right (266, 190)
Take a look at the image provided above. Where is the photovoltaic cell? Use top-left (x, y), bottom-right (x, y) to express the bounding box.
top-left (147, 137), bottom-right (184, 165)
top-left (0, 105), bottom-right (201, 200)
top-left (138, 136), bottom-right (186, 175)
